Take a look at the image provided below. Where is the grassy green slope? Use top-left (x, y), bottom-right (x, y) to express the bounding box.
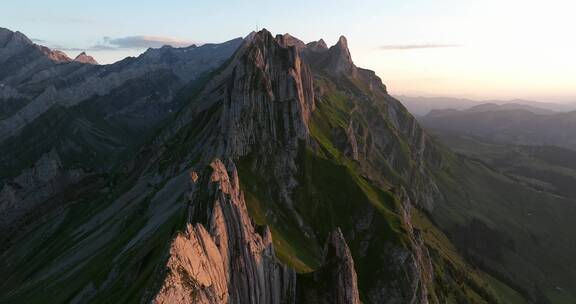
top-left (429, 130), bottom-right (576, 199)
top-left (432, 147), bottom-right (576, 303)
top-left (0, 168), bottom-right (189, 303)
top-left (420, 129), bottom-right (576, 302)
top-left (237, 72), bottom-right (519, 303)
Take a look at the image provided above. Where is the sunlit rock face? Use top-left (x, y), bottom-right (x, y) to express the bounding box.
top-left (74, 52), bottom-right (98, 65)
top-left (153, 159), bottom-right (296, 304)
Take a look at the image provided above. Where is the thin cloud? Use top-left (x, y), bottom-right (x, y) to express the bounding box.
top-left (99, 35), bottom-right (198, 49)
top-left (42, 44), bottom-right (86, 52)
top-left (43, 35), bottom-right (200, 53)
top-left (378, 43), bottom-right (461, 50)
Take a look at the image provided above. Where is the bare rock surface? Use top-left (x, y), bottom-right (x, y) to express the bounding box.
top-left (297, 229), bottom-right (361, 304)
top-left (73, 52), bottom-right (98, 65)
top-left (153, 223), bottom-right (228, 304)
top-left (153, 159), bottom-right (296, 304)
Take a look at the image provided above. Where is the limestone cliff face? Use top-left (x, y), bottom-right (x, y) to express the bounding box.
top-left (321, 230), bottom-right (361, 304)
top-left (327, 36), bottom-right (357, 76)
top-left (150, 30), bottom-right (440, 304)
top-left (390, 190), bottom-right (435, 304)
top-left (153, 159), bottom-right (296, 304)
top-left (152, 223), bottom-right (229, 304)
top-left (169, 29), bottom-right (315, 160)
top-left (297, 229), bottom-right (361, 304)
top-left (301, 32), bottom-right (442, 210)
top-left (152, 159), bottom-right (367, 304)
top-left (153, 29), bottom-right (318, 226)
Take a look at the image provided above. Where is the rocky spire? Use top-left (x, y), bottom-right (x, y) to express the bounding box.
top-left (321, 229), bottom-right (361, 304)
top-left (327, 35), bottom-right (357, 75)
top-left (169, 29), bottom-right (315, 161)
top-left (320, 36), bottom-right (357, 76)
top-left (74, 51), bottom-right (98, 64)
top-left (297, 229), bottom-right (361, 304)
top-left (152, 159), bottom-right (296, 304)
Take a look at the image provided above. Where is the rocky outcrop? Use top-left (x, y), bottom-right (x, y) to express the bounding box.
top-left (153, 159), bottom-right (296, 304)
top-left (73, 52), bottom-right (98, 65)
top-left (174, 29), bottom-right (315, 159)
top-left (0, 149), bottom-right (85, 230)
top-left (345, 121), bottom-right (360, 160)
top-left (152, 30), bottom-right (443, 304)
top-left (151, 30), bottom-right (319, 230)
top-left (297, 229), bottom-right (361, 304)
top-left (153, 223), bottom-right (228, 304)
top-left (395, 191), bottom-right (435, 304)
top-left (154, 160), bottom-right (367, 304)
top-left (326, 36), bottom-right (357, 76)
top-left (352, 193), bottom-right (435, 304)
top-left (322, 229), bottom-right (361, 304)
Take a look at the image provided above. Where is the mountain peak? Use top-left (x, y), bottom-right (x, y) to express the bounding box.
top-left (0, 27), bottom-right (33, 47)
top-left (244, 29), bottom-right (274, 49)
top-left (74, 51), bottom-right (98, 64)
top-left (336, 35), bottom-right (349, 49)
top-left (244, 31), bottom-right (257, 41)
top-left (276, 33), bottom-right (306, 49)
top-left (306, 39), bottom-right (328, 52)
top-left (37, 46), bottom-right (72, 62)
top-left (253, 28), bottom-right (272, 39)
top-left (327, 35), bottom-right (356, 75)
top-left (0, 27), bottom-right (72, 63)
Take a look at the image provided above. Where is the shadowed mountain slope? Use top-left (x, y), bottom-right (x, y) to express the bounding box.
top-left (3, 28), bottom-right (575, 304)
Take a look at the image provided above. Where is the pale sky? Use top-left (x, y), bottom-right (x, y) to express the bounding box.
top-left (2, 0), bottom-right (575, 102)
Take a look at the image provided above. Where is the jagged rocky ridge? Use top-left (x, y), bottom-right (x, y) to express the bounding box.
top-left (144, 29), bottom-right (483, 303)
top-left (148, 30), bottom-right (378, 302)
top-left (0, 27), bottom-right (552, 304)
top-left (296, 229), bottom-right (361, 304)
top-left (153, 160), bottom-right (296, 304)
top-left (0, 27), bottom-right (243, 231)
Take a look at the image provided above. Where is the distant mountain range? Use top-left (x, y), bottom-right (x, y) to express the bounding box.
top-left (396, 95), bottom-right (576, 116)
top-left (420, 103), bottom-right (576, 150)
top-left (0, 26), bottom-right (242, 180)
top-left (429, 130), bottom-right (576, 199)
top-left (421, 101), bottom-right (576, 216)
top-left (2, 27), bottom-right (576, 304)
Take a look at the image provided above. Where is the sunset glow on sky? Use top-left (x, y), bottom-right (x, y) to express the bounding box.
top-left (3, 0), bottom-right (575, 101)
